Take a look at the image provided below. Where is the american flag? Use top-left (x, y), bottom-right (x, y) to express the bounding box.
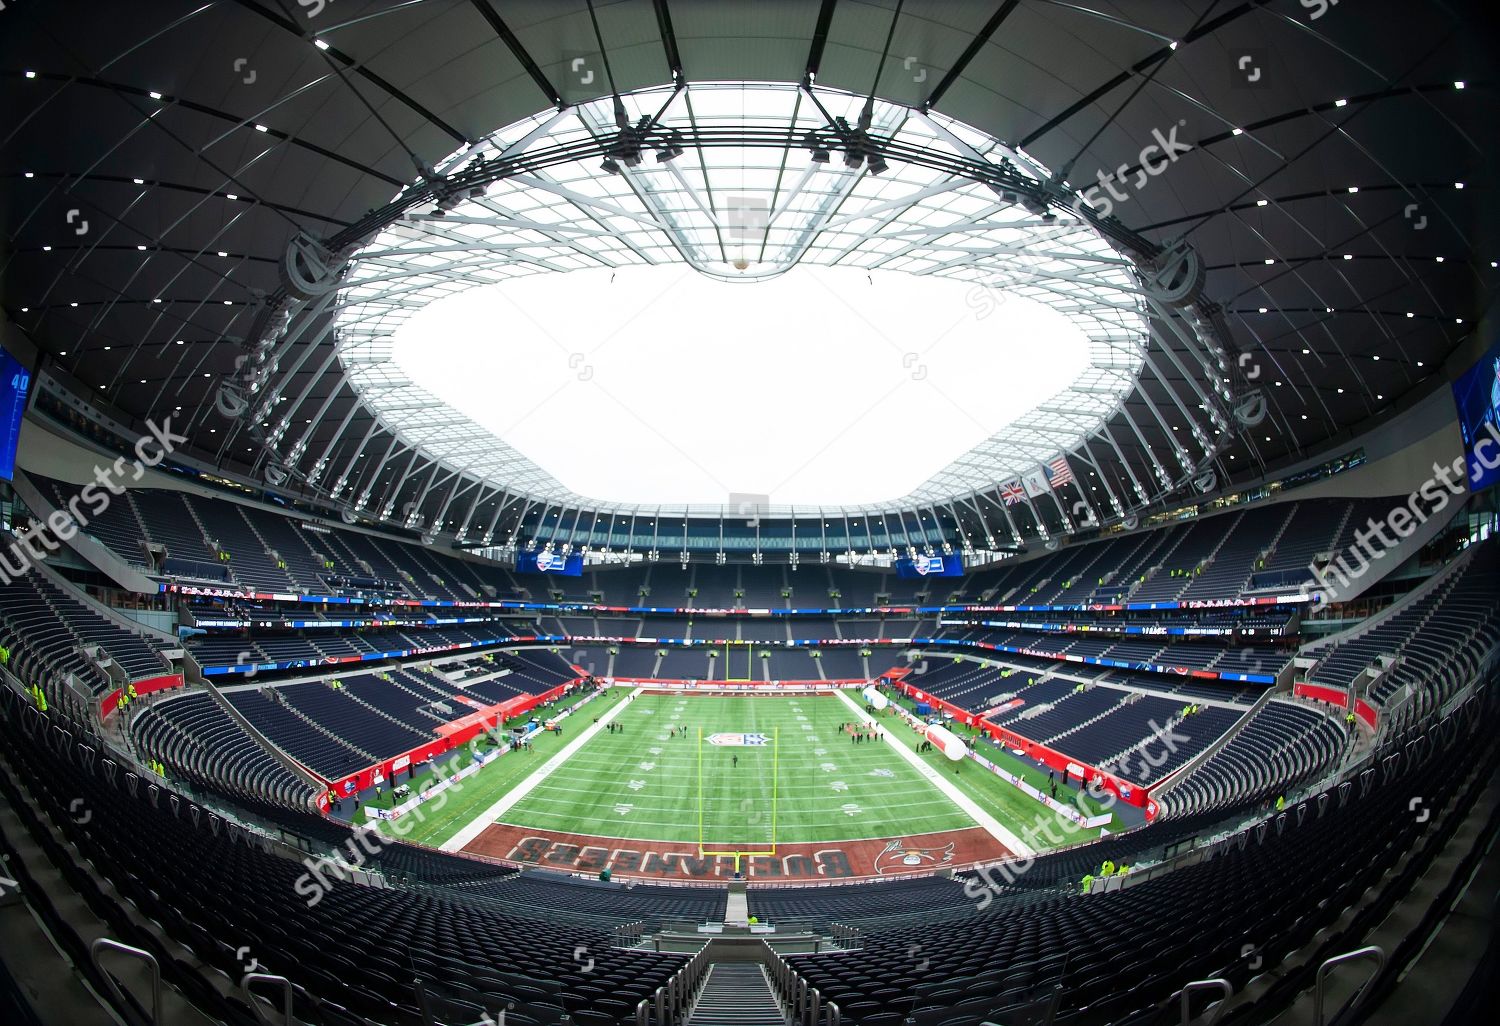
top-left (1048, 455), bottom-right (1075, 488)
top-left (1000, 479), bottom-right (1025, 505)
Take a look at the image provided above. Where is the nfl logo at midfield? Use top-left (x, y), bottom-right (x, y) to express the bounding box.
top-left (707, 732), bottom-right (769, 747)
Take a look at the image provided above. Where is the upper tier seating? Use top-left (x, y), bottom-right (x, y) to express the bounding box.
top-left (0, 574), bottom-right (168, 692)
top-left (1308, 544), bottom-right (1500, 696)
top-left (1128, 517), bottom-right (1229, 603)
top-left (120, 488), bottom-right (220, 566)
top-left (31, 472), bottom-right (152, 568)
top-left (42, 479), bottom-right (1406, 612)
top-left (1178, 504), bottom-right (1291, 600)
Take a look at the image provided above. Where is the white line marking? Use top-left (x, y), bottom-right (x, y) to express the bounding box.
top-left (832, 688), bottom-right (1034, 857)
top-left (439, 688), bottom-right (639, 852)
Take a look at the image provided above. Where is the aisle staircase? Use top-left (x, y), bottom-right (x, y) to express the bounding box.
top-left (686, 964), bottom-right (790, 1026)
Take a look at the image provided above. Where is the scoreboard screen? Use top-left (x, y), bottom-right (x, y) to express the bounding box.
top-left (894, 553), bottom-right (964, 579)
top-left (515, 550), bottom-right (585, 576)
top-left (0, 346), bottom-right (32, 482)
top-left (1451, 337), bottom-right (1500, 493)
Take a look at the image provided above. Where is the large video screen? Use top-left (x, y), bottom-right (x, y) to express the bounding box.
top-left (0, 346), bottom-right (32, 482)
top-left (1451, 338), bottom-right (1500, 493)
top-left (514, 550), bottom-right (585, 576)
top-left (894, 553), bottom-right (964, 579)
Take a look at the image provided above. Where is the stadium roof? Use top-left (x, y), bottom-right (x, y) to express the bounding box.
top-left (1, 0), bottom-right (1490, 553)
top-left (338, 82), bottom-right (1145, 513)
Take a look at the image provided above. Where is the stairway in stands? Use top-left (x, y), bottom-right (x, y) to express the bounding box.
top-left (686, 964), bottom-right (789, 1026)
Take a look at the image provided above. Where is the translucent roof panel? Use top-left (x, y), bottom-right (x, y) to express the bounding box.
top-left (337, 82), bottom-right (1148, 516)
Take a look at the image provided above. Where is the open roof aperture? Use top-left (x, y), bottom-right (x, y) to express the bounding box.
top-left (389, 266), bottom-right (1092, 507)
top-left (337, 82), bottom-right (1147, 518)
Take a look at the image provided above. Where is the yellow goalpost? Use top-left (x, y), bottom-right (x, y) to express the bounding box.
top-left (697, 725), bottom-right (778, 871)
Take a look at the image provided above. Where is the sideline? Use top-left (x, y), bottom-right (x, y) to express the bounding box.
top-left (833, 687), bottom-right (1035, 857)
top-left (439, 687), bottom-right (641, 852)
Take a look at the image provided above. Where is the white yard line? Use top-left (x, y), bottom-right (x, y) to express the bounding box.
top-left (833, 688), bottom-right (1034, 857)
top-left (439, 687), bottom-right (640, 852)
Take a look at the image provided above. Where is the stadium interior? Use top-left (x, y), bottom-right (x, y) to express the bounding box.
top-left (0, 3), bottom-right (1497, 1026)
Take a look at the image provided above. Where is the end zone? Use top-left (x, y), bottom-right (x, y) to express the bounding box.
top-left (460, 823), bottom-right (1014, 883)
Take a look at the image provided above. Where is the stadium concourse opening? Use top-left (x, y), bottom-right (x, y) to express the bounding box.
top-left (1, 4), bottom-right (1496, 1026)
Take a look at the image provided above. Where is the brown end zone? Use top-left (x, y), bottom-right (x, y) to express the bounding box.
top-left (461, 823), bottom-right (1012, 883)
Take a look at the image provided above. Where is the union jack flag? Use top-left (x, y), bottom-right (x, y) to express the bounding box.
top-left (1000, 479), bottom-right (1025, 505)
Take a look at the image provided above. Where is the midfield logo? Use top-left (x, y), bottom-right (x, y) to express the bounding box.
top-left (707, 732), bottom-right (769, 747)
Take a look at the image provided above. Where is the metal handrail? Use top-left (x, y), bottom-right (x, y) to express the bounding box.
top-left (241, 972), bottom-right (295, 1025)
top-left (762, 941), bottom-right (842, 1025)
top-left (636, 942), bottom-right (710, 1025)
top-left (89, 938), bottom-right (162, 1025)
top-left (1178, 978), bottom-right (1231, 1025)
top-left (1313, 945), bottom-right (1385, 1026)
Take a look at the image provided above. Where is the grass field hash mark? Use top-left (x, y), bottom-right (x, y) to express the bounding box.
top-left (496, 693), bottom-right (976, 845)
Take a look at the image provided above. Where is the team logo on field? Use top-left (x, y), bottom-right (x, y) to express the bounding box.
top-left (707, 733), bottom-right (768, 747)
top-left (873, 838), bottom-right (955, 875)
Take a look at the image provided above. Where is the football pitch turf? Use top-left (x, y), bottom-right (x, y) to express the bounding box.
top-left (386, 687), bottom-right (1119, 853)
top-left (498, 691), bottom-right (976, 847)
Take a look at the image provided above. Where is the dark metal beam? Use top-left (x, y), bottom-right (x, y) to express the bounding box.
top-left (231, 0), bottom-right (469, 145)
top-left (652, 0), bottom-right (683, 79)
top-left (1020, 1), bottom-right (1261, 150)
top-left (468, 0), bottom-right (563, 109)
top-left (805, 0), bottom-right (839, 80)
top-left (922, 0), bottom-right (1019, 111)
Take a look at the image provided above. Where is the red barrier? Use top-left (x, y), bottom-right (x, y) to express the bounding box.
top-left (100, 672), bottom-right (185, 718)
top-left (610, 678), bottom-right (865, 690)
top-left (1354, 697), bottom-right (1379, 729)
top-left (328, 679), bottom-right (585, 797)
top-left (1294, 681), bottom-right (1350, 709)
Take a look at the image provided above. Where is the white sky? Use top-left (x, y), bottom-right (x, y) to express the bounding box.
top-left (391, 266), bottom-right (1090, 506)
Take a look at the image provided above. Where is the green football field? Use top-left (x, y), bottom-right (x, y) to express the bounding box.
top-left (383, 687), bottom-right (1119, 852)
top-left (498, 691), bottom-right (975, 846)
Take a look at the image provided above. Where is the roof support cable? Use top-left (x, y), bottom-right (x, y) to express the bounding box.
top-left (1052, 5), bottom-right (1216, 201)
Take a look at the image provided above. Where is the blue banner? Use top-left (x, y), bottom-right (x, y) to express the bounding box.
top-left (894, 553), bottom-right (964, 579)
top-left (0, 347), bottom-right (31, 482)
top-left (514, 550), bottom-right (585, 576)
top-left (1452, 337), bottom-right (1500, 493)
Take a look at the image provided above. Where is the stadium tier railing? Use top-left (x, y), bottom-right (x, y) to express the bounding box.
top-left (636, 941), bottom-right (710, 1026)
top-left (764, 941), bottom-right (842, 1026)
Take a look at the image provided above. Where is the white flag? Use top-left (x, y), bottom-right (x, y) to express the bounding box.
top-left (1021, 466), bottom-right (1051, 497)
